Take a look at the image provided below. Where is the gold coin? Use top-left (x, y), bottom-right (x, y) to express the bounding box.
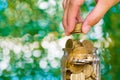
top-left (83, 64), bottom-right (94, 78)
top-left (73, 40), bottom-right (82, 48)
top-left (80, 72), bottom-right (85, 80)
top-left (86, 77), bottom-right (93, 80)
top-left (66, 70), bottom-right (72, 80)
top-left (67, 54), bottom-right (85, 65)
top-left (65, 39), bottom-right (82, 49)
top-left (73, 47), bottom-right (88, 54)
top-left (70, 72), bottom-right (85, 80)
top-left (63, 48), bottom-right (73, 53)
top-left (70, 74), bottom-right (77, 80)
top-left (69, 64), bottom-right (83, 74)
top-left (67, 47), bottom-right (87, 65)
top-left (82, 40), bottom-right (94, 54)
top-left (91, 71), bottom-right (97, 79)
top-left (87, 54), bottom-right (94, 61)
top-left (72, 23), bottom-right (82, 33)
top-left (65, 39), bottom-right (73, 49)
top-left (72, 54), bottom-right (87, 61)
top-left (66, 52), bottom-right (74, 67)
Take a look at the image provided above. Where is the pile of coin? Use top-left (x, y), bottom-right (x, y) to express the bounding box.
top-left (64, 39), bottom-right (97, 80)
top-left (72, 23), bottom-right (82, 33)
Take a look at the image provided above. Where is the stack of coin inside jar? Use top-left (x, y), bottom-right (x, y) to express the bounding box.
top-left (61, 39), bottom-right (100, 80)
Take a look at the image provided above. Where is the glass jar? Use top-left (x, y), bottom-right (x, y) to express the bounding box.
top-left (61, 48), bottom-right (100, 80)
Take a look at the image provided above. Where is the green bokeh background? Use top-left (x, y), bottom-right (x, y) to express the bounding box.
top-left (0, 0), bottom-right (120, 80)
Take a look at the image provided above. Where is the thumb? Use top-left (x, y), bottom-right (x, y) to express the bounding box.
top-left (82, 1), bottom-right (113, 33)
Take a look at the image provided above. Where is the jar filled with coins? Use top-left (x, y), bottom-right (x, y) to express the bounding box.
top-left (61, 39), bottom-right (100, 80)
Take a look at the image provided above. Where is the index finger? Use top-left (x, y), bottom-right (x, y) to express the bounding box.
top-left (67, 0), bottom-right (84, 34)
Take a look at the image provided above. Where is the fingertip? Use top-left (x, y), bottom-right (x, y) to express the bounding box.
top-left (67, 25), bottom-right (75, 35)
top-left (65, 31), bottom-right (69, 35)
top-left (82, 25), bottom-right (91, 34)
top-left (65, 30), bottom-right (70, 36)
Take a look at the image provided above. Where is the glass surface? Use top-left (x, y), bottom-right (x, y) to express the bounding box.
top-left (61, 48), bottom-right (100, 80)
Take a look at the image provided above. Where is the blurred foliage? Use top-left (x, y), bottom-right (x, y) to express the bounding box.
top-left (0, 0), bottom-right (62, 38)
top-left (0, 0), bottom-right (63, 80)
top-left (103, 3), bottom-right (120, 80)
top-left (0, 0), bottom-right (120, 80)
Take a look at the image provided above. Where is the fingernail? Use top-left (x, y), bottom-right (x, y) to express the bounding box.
top-left (82, 25), bottom-right (91, 33)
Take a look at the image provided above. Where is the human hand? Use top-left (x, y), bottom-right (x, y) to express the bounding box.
top-left (62, 0), bottom-right (120, 35)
